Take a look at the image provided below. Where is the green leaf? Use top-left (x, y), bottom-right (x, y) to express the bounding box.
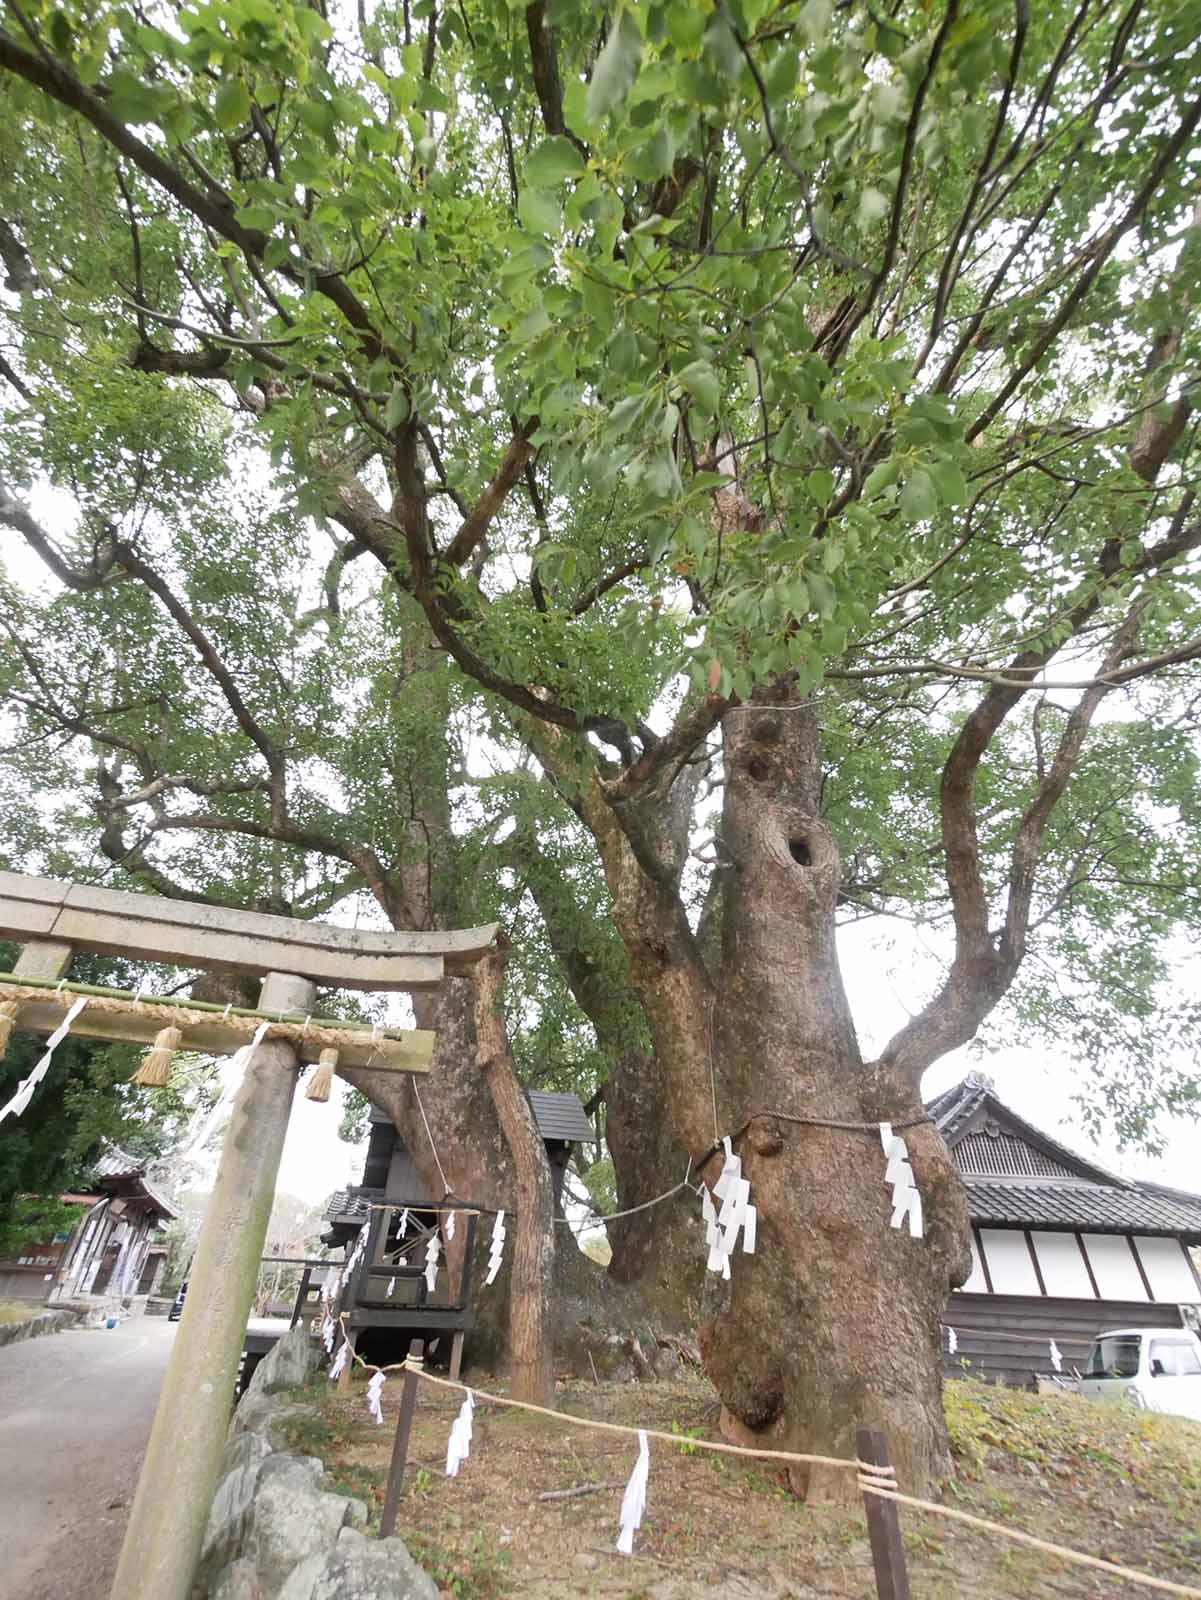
top-left (666, 2), bottom-right (706, 52)
top-left (586, 10), bottom-right (643, 122)
top-left (808, 571), bottom-right (836, 618)
top-left (677, 359), bottom-right (720, 417)
top-left (807, 468), bottom-right (835, 507)
top-left (764, 45), bottom-right (800, 104)
top-left (857, 187), bottom-right (890, 231)
top-left (296, 97), bottom-right (338, 150)
top-left (798, 0), bottom-right (833, 45)
top-left (863, 458), bottom-right (901, 498)
top-left (927, 460), bottom-right (968, 506)
top-left (385, 385), bottom-right (410, 428)
top-left (518, 187), bottom-right (562, 236)
top-left (514, 305), bottom-right (551, 342)
top-left (900, 469), bottom-right (938, 523)
top-left (526, 137), bottom-right (586, 187)
top-left (235, 204), bottom-right (279, 231)
top-left (214, 75), bottom-right (251, 131)
top-left (703, 15), bottom-right (743, 79)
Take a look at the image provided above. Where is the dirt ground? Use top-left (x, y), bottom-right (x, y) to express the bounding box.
top-left (280, 1371), bottom-right (1201, 1600)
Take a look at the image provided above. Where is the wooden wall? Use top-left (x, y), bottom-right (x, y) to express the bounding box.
top-left (943, 1291), bottom-right (1187, 1386)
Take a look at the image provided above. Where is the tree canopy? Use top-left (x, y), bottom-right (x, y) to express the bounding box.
top-left (1, 0), bottom-right (1198, 1130)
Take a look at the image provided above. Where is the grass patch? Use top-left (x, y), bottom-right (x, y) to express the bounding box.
top-left (285, 1369), bottom-right (1201, 1598)
top-left (0, 1300), bottom-right (37, 1324)
top-left (403, 1529), bottom-right (510, 1599)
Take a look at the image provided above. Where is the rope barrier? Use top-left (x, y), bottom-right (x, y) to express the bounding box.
top-left (860, 1485), bottom-right (1201, 1599)
top-left (943, 1324), bottom-right (1093, 1349)
top-left (327, 1313), bottom-right (1201, 1599)
top-left (691, 1110), bottom-right (934, 1175)
top-left (394, 1358), bottom-right (869, 1474)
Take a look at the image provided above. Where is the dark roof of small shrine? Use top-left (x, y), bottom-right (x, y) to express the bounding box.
top-left (366, 1089), bottom-right (592, 1144)
top-left (323, 1186), bottom-right (379, 1227)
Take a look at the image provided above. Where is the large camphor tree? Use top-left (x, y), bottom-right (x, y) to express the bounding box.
top-left (2, 0), bottom-right (1200, 1492)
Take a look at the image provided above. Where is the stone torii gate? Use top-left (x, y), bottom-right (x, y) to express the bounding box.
top-left (0, 870), bottom-right (496, 1600)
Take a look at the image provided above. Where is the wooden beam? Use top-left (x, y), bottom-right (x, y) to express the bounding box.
top-left (0, 872), bottom-right (497, 989)
top-left (4, 999), bottom-right (435, 1071)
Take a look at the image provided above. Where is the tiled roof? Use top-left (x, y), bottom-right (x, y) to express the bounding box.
top-left (928, 1071), bottom-right (993, 1138)
top-left (527, 1090), bottom-right (593, 1143)
top-left (90, 1147), bottom-right (179, 1219)
top-left (929, 1073), bottom-right (1125, 1187)
top-left (966, 1178), bottom-right (1201, 1237)
top-left (365, 1090), bottom-right (592, 1145)
top-left (322, 1187), bottom-right (376, 1225)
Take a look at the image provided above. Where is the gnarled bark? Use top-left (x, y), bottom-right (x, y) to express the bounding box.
top-left (565, 705), bottom-right (970, 1498)
top-left (473, 943), bottom-right (555, 1405)
top-left (698, 704), bottom-right (970, 1496)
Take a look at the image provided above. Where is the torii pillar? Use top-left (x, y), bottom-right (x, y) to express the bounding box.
top-left (0, 872), bottom-right (495, 1600)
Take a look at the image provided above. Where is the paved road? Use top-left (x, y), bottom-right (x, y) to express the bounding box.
top-left (0, 1316), bottom-right (175, 1600)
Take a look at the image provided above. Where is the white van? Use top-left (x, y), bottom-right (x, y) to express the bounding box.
top-left (1079, 1328), bottom-right (1201, 1422)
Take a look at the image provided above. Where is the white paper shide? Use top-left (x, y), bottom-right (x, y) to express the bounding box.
top-left (616, 1429), bottom-right (650, 1555)
top-left (701, 1136), bottom-right (756, 1277)
top-left (485, 1209), bottom-right (506, 1286)
top-left (878, 1121), bottom-right (923, 1239)
top-left (445, 1389), bottom-right (475, 1476)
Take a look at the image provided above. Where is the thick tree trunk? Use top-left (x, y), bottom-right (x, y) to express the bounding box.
top-left (585, 703), bottom-right (971, 1498)
top-left (473, 944), bottom-right (555, 1405)
top-left (604, 1046), bottom-right (703, 1322)
top-left (703, 704), bottom-right (971, 1497)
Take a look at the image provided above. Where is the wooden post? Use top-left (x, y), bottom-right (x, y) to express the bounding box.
top-left (110, 971), bottom-right (315, 1600)
top-left (448, 1330), bottom-right (465, 1383)
top-left (290, 1266), bottom-right (313, 1329)
top-left (857, 1428), bottom-right (910, 1600)
top-left (379, 1338), bottom-right (424, 1539)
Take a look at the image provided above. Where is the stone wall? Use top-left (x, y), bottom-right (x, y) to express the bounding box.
top-left (0, 1306), bottom-right (84, 1348)
top-left (194, 1328), bottom-right (437, 1600)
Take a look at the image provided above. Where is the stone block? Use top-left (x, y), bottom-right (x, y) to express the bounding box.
top-left (245, 1327), bottom-right (321, 1397)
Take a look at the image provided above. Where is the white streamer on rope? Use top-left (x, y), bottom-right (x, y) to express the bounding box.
top-left (366, 1370), bottom-right (386, 1425)
top-left (1050, 1339), bottom-right (1063, 1372)
top-left (424, 1232), bottom-right (441, 1294)
top-left (701, 1136), bottom-right (755, 1276)
top-left (397, 1208), bottom-right (409, 1237)
top-left (445, 1389), bottom-right (474, 1476)
top-left (320, 1311), bottom-right (336, 1353)
top-left (484, 1209), bottom-right (506, 1286)
top-left (446, 1208), bottom-right (456, 1242)
top-left (386, 1276), bottom-right (396, 1298)
top-left (329, 1339), bottom-right (350, 1381)
top-left (878, 1122), bottom-right (923, 1239)
top-left (947, 1326), bottom-right (958, 1355)
top-left (616, 1429), bottom-right (650, 1555)
top-left (0, 996), bottom-right (89, 1124)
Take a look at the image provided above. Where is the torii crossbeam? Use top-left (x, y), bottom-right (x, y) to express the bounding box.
top-left (0, 871), bottom-right (496, 1600)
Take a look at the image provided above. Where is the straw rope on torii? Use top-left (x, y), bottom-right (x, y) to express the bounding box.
top-left (0, 971), bottom-right (434, 1097)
